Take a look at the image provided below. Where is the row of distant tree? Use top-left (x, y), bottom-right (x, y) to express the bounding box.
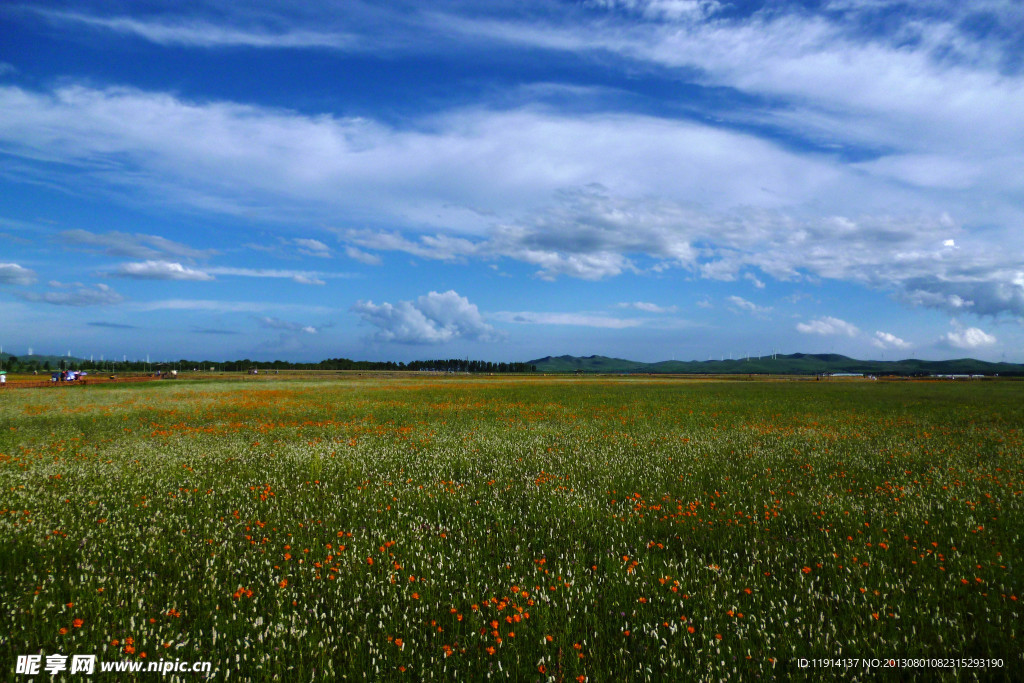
top-left (0, 356), bottom-right (536, 374)
top-left (317, 358), bottom-right (536, 373)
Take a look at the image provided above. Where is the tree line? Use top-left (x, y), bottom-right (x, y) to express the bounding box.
top-left (0, 355), bottom-right (535, 374)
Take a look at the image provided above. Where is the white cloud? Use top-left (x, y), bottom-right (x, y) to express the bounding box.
top-left (291, 274), bottom-right (326, 286)
top-left (589, 1), bottom-right (723, 21)
top-left (344, 246), bottom-right (382, 265)
top-left (59, 229), bottom-right (214, 260)
top-left (19, 283), bottom-right (123, 306)
top-left (0, 263), bottom-right (36, 285)
top-left (131, 299), bottom-right (333, 314)
top-left (616, 301), bottom-right (677, 313)
top-left (112, 260), bottom-right (214, 281)
top-left (257, 316), bottom-right (318, 334)
top-left (293, 238), bottom-right (332, 257)
top-left (941, 325), bottom-right (996, 350)
top-left (727, 295), bottom-right (771, 315)
top-left (0, 27), bottom-right (1021, 316)
top-left (204, 266), bottom-right (350, 283)
top-left (871, 330), bottom-right (911, 349)
top-left (491, 311), bottom-right (644, 328)
top-left (796, 316), bottom-right (860, 336)
top-left (350, 290), bottom-right (499, 344)
top-left (744, 272), bottom-right (765, 288)
top-left (36, 10), bottom-right (359, 50)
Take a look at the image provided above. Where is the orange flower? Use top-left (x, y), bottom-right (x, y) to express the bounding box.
top-left (73, 619), bottom-right (84, 628)
top-left (59, 628), bottom-right (68, 635)
top-left (367, 557), bottom-right (374, 566)
top-left (545, 635), bottom-right (553, 642)
top-left (802, 567), bottom-right (811, 574)
top-left (687, 626), bottom-right (695, 634)
top-left (486, 646), bottom-right (496, 655)
top-left (715, 633), bottom-right (723, 640)
top-left (394, 638), bottom-right (404, 648)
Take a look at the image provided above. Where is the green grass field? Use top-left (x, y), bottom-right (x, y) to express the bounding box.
top-left (1, 377), bottom-right (1021, 681)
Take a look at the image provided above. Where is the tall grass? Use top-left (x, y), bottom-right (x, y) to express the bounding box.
top-left (1, 378), bottom-right (1020, 680)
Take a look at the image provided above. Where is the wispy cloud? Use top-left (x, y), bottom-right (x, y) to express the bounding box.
top-left (205, 266), bottom-right (351, 285)
top-left (256, 316), bottom-right (318, 334)
top-left (615, 301), bottom-right (678, 313)
top-left (727, 295), bottom-right (771, 316)
top-left (131, 299), bottom-right (333, 314)
top-left (59, 229), bottom-right (215, 261)
top-left (19, 283), bottom-right (123, 307)
top-left (0, 263), bottom-right (36, 285)
top-left (87, 321), bottom-right (139, 330)
top-left (35, 10), bottom-right (360, 50)
top-left (292, 238), bottom-right (332, 257)
top-left (112, 260), bottom-right (214, 281)
top-left (344, 246), bottom-right (381, 265)
top-left (491, 311), bottom-right (644, 329)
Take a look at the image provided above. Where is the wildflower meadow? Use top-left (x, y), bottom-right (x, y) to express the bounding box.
top-left (1, 376), bottom-right (1020, 681)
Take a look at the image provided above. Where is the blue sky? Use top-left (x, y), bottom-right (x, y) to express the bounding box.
top-left (1, 0), bottom-right (1022, 363)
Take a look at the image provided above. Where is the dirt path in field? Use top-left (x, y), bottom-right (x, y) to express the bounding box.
top-left (2, 375), bottom-right (166, 390)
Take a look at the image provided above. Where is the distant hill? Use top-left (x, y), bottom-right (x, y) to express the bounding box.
top-left (527, 353), bottom-right (1024, 376)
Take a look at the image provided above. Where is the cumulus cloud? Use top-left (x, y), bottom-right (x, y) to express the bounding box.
top-left (941, 325), bottom-right (996, 350)
top-left (19, 283), bottom-right (123, 306)
top-left (0, 263), bottom-right (36, 285)
top-left (350, 290), bottom-right (499, 344)
top-left (871, 330), bottom-right (911, 349)
top-left (796, 316), bottom-right (859, 336)
top-left (112, 260), bottom-right (214, 281)
top-left (2, 3), bottom-right (1024, 317)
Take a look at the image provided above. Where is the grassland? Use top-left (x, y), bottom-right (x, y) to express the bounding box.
top-left (1, 377), bottom-right (1021, 681)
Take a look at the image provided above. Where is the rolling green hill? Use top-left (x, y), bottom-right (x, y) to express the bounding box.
top-left (527, 353), bottom-right (1024, 376)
